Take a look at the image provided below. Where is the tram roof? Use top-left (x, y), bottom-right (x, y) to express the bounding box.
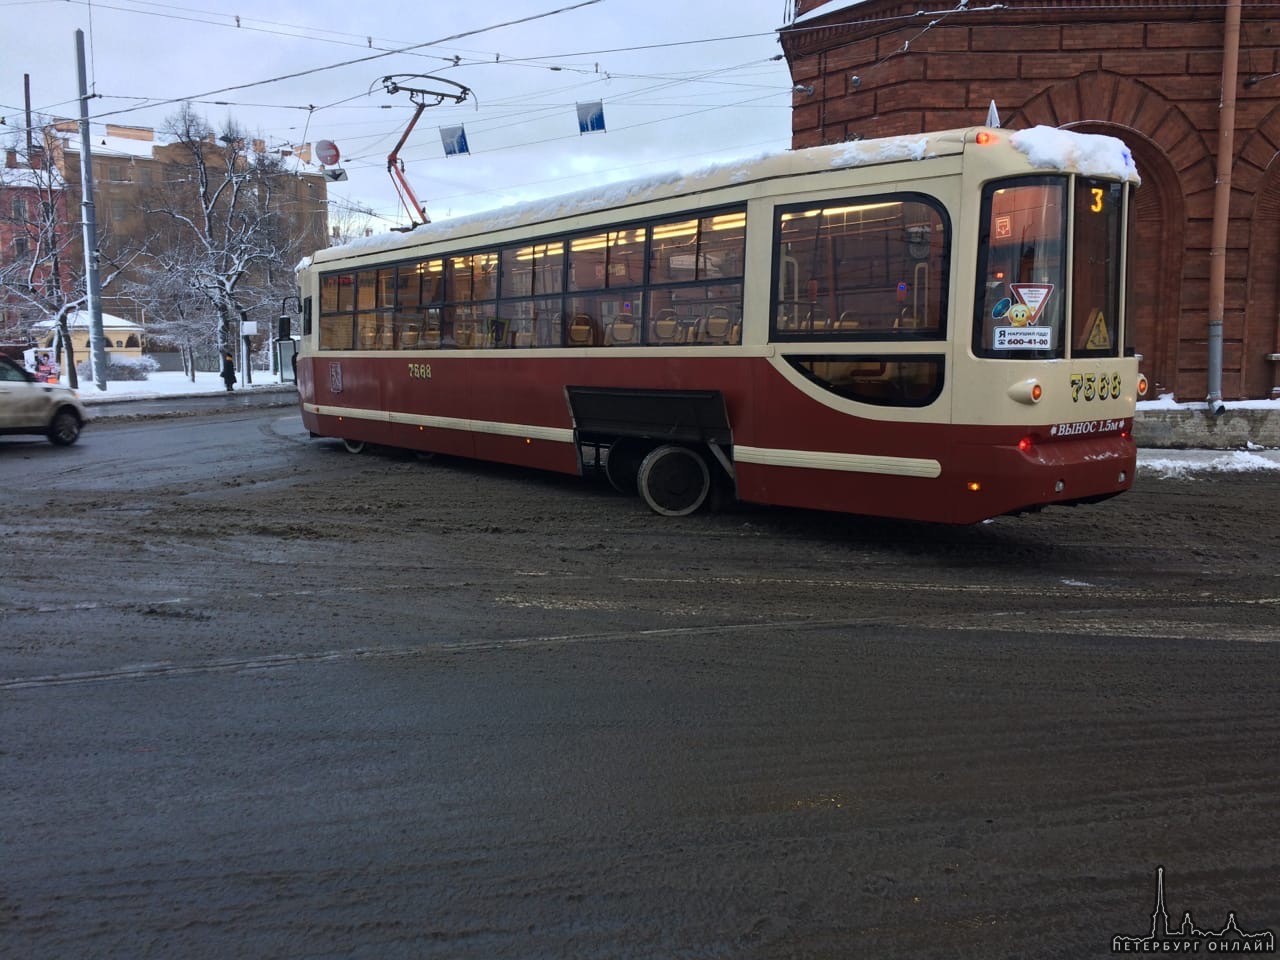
top-left (305, 124), bottom-right (1137, 269)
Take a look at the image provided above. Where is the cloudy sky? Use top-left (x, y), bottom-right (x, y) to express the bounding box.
top-left (1, 0), bottom-right (800, 230)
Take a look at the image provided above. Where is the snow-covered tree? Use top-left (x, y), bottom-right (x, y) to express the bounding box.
top-left (144, 103), bottom-right (305, 358)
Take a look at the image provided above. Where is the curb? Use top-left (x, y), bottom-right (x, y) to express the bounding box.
top-left (1134, 408), bottom-right (1280, 449)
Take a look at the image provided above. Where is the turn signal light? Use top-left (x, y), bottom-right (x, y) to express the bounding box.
top-left (1137, 374), bottom-right (1149, 397)
top-left (966, 481), bottom-right (982, 492)
top-left (1007, 378), bottom-right (1043, 405)
top-left (1018, 436), bottom-right (1034, 453)
top-left (976, 131), bottom-right (995, 145)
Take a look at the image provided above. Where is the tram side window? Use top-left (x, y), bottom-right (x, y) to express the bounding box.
top-left (445, 253), bottom-right (500, 348)
top-left (396, 259), bottom-right (443, 349)
top-left (566, 229), bottom-right (646, 347)
top-left (353, 268), bottom-right (389, 351)
top-left (973, 177), bottom-right (1067, 359)
top-left (319, 273), bottom-right (355, 350)
top-left (646, 210), bottom-right (746, 345)
top-left (786, 355), bottom-right (945, 407)
top-left (772, 196), bottom-right (948, 339)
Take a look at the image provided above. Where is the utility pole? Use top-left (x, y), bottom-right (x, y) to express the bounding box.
top-left (1207, 0), bottom-right (1241, 413)
top-left (75, 28), bottom-right (107, 391)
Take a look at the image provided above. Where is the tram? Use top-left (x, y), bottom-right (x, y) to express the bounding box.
top-left (293, 124), bottom-right (1146, 524)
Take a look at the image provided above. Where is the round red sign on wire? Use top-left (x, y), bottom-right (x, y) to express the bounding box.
top-left (316, 140), bottom-right (340, 165)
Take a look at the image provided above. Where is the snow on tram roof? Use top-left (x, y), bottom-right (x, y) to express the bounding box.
top-left (304, 125), bottom-right (1138, 269)
top-left (308, 131), bottom-right (945, 267)
top-left (1010, 125), bottom-right (1139, 183)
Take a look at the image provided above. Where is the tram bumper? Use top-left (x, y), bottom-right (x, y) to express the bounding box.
top-left (953, 431), bottom-right (1137, 523)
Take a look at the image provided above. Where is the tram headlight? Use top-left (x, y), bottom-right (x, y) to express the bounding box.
top-left (1007, 378), bottom-right (1043, 405)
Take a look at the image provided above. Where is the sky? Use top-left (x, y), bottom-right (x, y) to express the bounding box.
top-left (0, 0), bottom-right (800, 231)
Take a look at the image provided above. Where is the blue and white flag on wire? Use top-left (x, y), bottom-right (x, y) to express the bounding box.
top-left (576, 101), bottom-right (606, 135)
top-left (440, 125), bottom-right (470, 157)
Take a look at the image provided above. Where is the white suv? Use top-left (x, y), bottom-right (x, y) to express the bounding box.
top-left (0, 355), bottom-right (88, 445)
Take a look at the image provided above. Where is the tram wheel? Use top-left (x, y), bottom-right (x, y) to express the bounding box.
top-left (637, 444), bottom-right (710, 517)
top-left (342, 439), bottom-right (366, 454)
top-left (605, 438), bottom-right (649, 495)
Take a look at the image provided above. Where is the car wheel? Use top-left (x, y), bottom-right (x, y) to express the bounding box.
top-left (47, 408), bottom-right (82, 446)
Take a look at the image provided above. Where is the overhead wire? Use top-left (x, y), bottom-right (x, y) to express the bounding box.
top-left (7, 0), bottom-right (801, 225)
top-left (83, 0), bottom-right (608, 123)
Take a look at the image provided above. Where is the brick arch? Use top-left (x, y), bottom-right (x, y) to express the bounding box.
top-left (1242, 111), bottom-right (1280, 398)
top-left (1007, 71), bottom-right (1211, 197)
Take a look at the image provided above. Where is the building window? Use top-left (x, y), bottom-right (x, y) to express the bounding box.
top-left (10, 197), bottom-right (27, 220)
top-left (13, 237), bottom-right (29, 257)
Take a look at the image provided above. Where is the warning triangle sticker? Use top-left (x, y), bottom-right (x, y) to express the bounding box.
top-left (1085, 310), bottom-right (1112, 350)
top-left (1009, 283), bottom-right (1054, 324)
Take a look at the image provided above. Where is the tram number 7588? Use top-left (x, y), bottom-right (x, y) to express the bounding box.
top-left (1070, 372), bottom-right (1121, 402)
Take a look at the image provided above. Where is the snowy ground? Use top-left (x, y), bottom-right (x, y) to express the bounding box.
top-left (64, 371), bottom-right (1280, 475)
top-left (67, 369), bottom-right (292, 403)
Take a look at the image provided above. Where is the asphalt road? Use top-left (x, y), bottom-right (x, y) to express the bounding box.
top-left (2, 407), bottom-right (1276, 959)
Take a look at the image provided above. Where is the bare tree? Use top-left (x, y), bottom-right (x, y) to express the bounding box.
top-left (327, 203), bottom-right (380, 247)
top-left (144, 103), bottom-right (305, 359)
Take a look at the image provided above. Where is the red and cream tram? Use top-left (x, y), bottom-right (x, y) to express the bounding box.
top-left (293, 125), bottom-right (1146, 524)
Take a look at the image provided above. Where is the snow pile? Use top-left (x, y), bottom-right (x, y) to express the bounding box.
top-left (1010, 126), bottom-right (1139, 182)
top-left (1138, 392), bottom-right (1280, 412)
top-left (1138, 450), bottom-right (1280, 478)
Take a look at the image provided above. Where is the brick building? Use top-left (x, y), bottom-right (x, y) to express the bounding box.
top-left (781, 0), bottom-right (1280, 399)
top-left (0, 148), bottom-right (69, 340)
top-left (1, 121), bottom-right (329, 351)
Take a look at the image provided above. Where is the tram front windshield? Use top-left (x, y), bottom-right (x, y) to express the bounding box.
top-left (973, 176), bottom-right (1126, 360)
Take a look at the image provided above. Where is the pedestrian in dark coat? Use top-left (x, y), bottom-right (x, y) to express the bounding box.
top-left (221, 352), bottom-right (236, 392)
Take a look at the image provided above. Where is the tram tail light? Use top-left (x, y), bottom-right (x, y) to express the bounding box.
top-left (1137, 373), bottom-right (1149, 397)
top-left (1007, 378), bottom-right (1043, 405)
top-left (1017, 436), bottom-right (1035, 454)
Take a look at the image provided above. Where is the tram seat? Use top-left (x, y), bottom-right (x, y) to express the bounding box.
top-left (831, 311), bottom-right (860, 332)
top-left (649, 310), bottom-right (680, 344)
top-left (605, 317), bottom-right (637, 345)
top-left (359, 329), bottom-right (377, 350)
top-left (376, 329), bottom-right (394, 350)
top-left (400, 324), bottom-right (420, 348)
top-left (895, 308), bottom-right (923, 329)
top-left (454, 321), bottom-right (480, 348)
top-left (567, 314), bottom-right (595, 346)
top-left (696, 309), bottom-right (734, 344)
top-left (422, 325), bottom-right (441, 349)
